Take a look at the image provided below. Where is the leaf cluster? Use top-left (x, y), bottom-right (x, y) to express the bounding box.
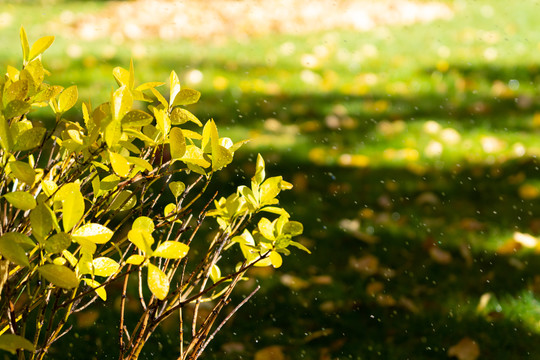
top-left (0, 27), bottom-right (307, 360)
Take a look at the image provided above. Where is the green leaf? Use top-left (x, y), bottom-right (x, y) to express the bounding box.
top-left (128, 229), bottom-right (154, 255)
top-left (0, 114), bottom-right (13, 151)
top-left (28, 35), bottom-right (54, 61)
top-left (82, 278), bottom-right (107, 301)
top-left (169, 127), bottom-right (186, 160)
top-left (13, 127), bottom-right (46, 151)
top-left (122, 109), bottom-right (153, 127)
top-left (55, 183), bottom-right (85, 232)
top-left (72, 223), bottom-right (113, 244)
top-left (31, 202), bottom-right (54, 241)
top-left (269, 251), bottom-right (283, 268)
top-left (147, 262), bottom-right (169, 300)
top-left (44, 232), bottom-right (71, 254)
top-left (153, 241), bottom-right (189, 259)
top-left (20, 26), bottom-right (29, 63)
top-left (171, 88), bottom-right (201, 107)
top-left (57, 85), bottom-right (78, 113)
top-left (9, 160), bottom-right (35, 184)
top-left (0, 233), bottom-right (30, 267)
top-left (283, 221), bottom-right (303, 237)
top-left (109, 151), bottom-right (131, 178)
top-left (0, 334), bottom-right (34, 354)
top-left (169, 181), bottom-right (185, 198)
top-left (2, 232), bottom-right (35, 251)
top-left (170, 107), bottom-right (202, 126)
top-left (92, 257), bottom-right (119, 277)
top-left (4, 191), bottom-right (36, 210)
top-left (37, 264), bottom-right (79, 289)
top-left (4, 99), bottom-right (30, 119)
top-left (126, 254), bottom-right (145, 265)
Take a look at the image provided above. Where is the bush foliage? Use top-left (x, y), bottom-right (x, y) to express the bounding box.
top-left (0, 27), bottom-right (308, 359)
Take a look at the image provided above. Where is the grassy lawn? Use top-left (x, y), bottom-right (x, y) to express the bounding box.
top-left (3, 0), bottom-right (540, 358)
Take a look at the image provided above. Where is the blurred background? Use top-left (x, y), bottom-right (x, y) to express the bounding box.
top-left (3, 0), bottom-right (540, 358)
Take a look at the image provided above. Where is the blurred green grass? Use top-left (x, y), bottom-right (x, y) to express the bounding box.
top-left (4, 0), bottom-right (540, 358)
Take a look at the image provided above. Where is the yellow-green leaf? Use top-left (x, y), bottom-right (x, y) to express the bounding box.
top-left (171, 88), bottom-right (201, 107)
top-left (42, 179), bottom-right (58, 197)
top-left (170, 107), bottom-right (202, 126)
top-left (13, 127), bottom-right (46, 151)
top-left (4, 99), bottom-right (30, 119)
top-left (283, 221), bottom-right (303, 236)
top-left (104, 119), bottom-right (122, 148)
top-left (31, 202), bottom-right (54, 241)
top-left (168, 181), bottom-right (185, 198)
top-left (212, 144), bottom-right (233, 171)
top-left (57, 85), bottom-right (78, 113)
top-left (28, 35), bottom-right (54, 61)
top-left (169, 127), bottom-right (186, 160)
top-left (210, 264), bottom-right (221, 283)
top-left (150, 87), bottom-right (168, 108)
top-left (109, 190), bottom-right (136, 211)
top-left (122, 109), bottom-right (153, 127)
top-left (92, 257), bottom-right (119, 277)
top-left (126, 157), bottom-right (152, 172)
top-left (112, 66), bottom-right (130, 87)
top-left (0, 233), bottom-right (30, 267)
top-left (112, 85), bottom-right (133, 121)
top-left (0, 334), bottom-right (34, 354)
top-left (109, 151), bottom-right (131, 177)
top-left (9, 160), bottom-right (35, 185)
top-left (4, 191), bottom-right (36, 211)
top-left (169, 70), bottom-right (181, 107)
top-left (181, 145), bottom-right (211, 168)
top-left (72, 223), bottom-right (113, 244)
top-left (44, 232), bottom-right (71, 254)
top-left (0, 114), bottom-right (13, 151)
top-left (20, 26), bottom-right (29, 63)
top-left (164, 203), bottom-right (176, 217)
top-left (82, 278), bottom-right (107, 301)
top-left (147, 262), bottom-right (169, 300)
top-left (153, 241), bottom-right (189, 259)
top-left (126, 254), bottom-right (145, 265)
top-left (38, 264), bottom-right (78, 289)
top-left (55, 183), bottom-right (85, 232)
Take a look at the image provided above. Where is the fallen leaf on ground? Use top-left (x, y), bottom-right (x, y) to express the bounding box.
top-left (448, 337), bottom-right (480, 360)
top-left (255, 346), bottom-right (285, 360)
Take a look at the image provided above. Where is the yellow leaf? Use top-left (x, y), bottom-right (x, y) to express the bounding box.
top-left (109, 151), bottom-right (131, 177)
top-left (269, 251), bottom-right (282, 268)
top-left (82, 278), bottom-right (107, 301)
top-left (153, 241), bottom-right (189, 260)
top-left (72, 223), bottom-right (113, 244)
top-left (92, 257), bottom-right (120, 277)
top-left (126, 254), bottom-right (145, 265)
top-left (147, 263), bottom-right (169, 300)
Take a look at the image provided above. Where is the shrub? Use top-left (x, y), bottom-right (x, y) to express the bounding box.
top-left (0, 27), bottom-right (308, 359)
